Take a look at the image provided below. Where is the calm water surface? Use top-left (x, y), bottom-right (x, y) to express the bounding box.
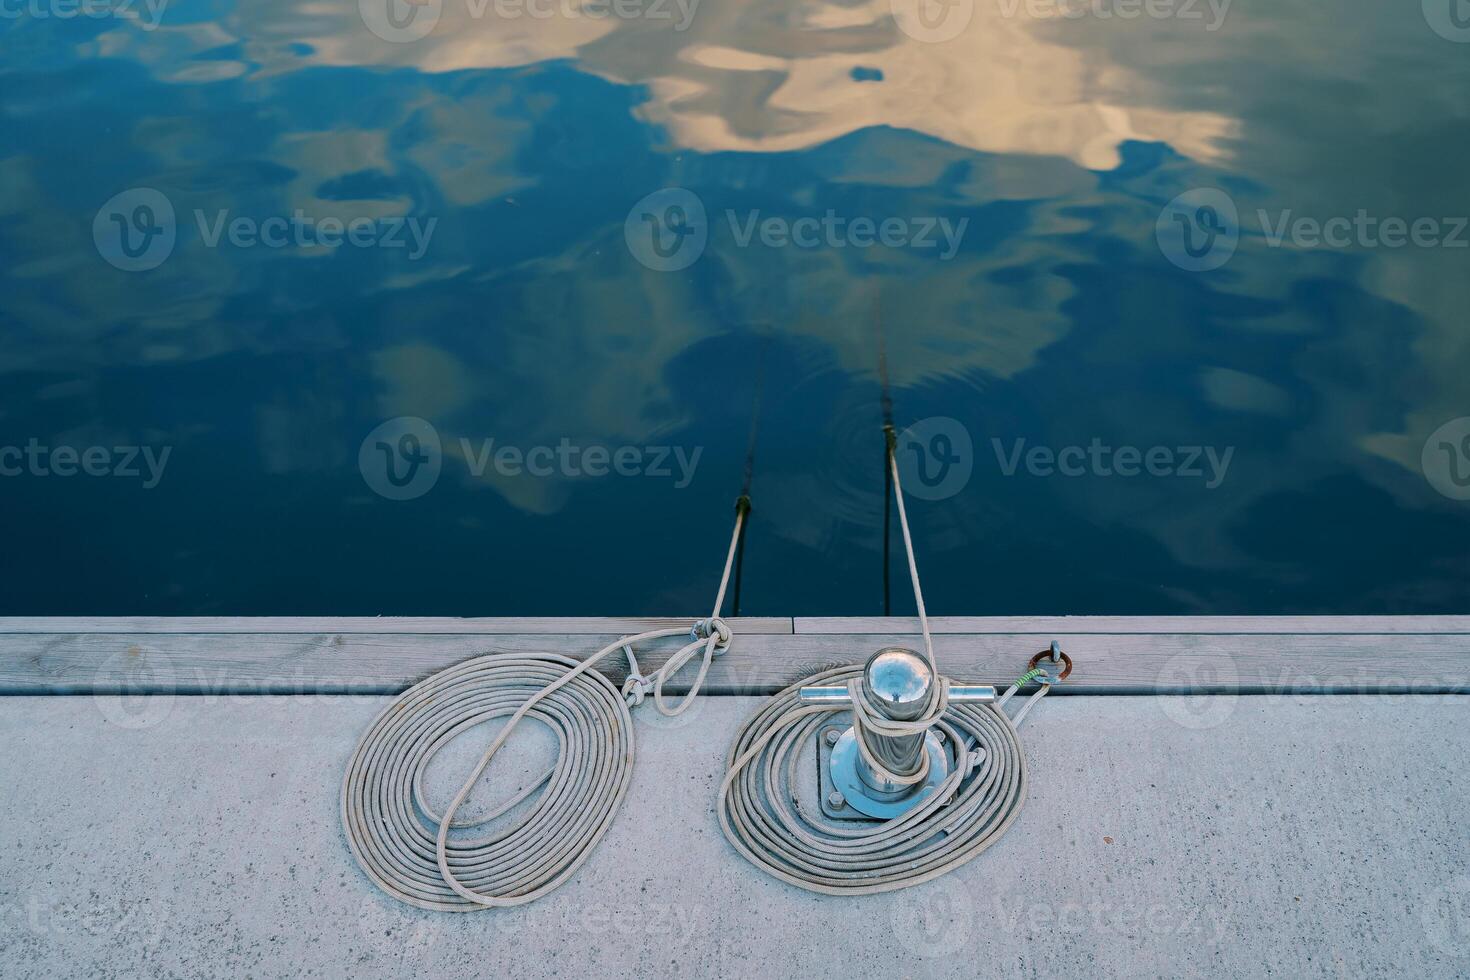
top-left (2, 0), bottom-right (1468, 614)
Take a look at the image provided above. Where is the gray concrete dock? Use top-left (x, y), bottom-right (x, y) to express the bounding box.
top-left (3, 691), bottom-right (1468, 979)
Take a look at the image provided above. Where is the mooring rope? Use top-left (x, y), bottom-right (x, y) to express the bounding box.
top-left (716, 428), bottom-right (1046, 894)
top-left (341, 504), bottom-right (747, 911)
top-left (876, 290), bottom-right (894, 617)
top-left (731, 337), bottom-right (767, 617)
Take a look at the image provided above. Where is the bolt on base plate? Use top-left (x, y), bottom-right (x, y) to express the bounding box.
top-left (815, 726), bottom-right (952, 821)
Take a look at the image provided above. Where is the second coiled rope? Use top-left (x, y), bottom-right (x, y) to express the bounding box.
top-left (717, 663), bottom-right (1028, 895)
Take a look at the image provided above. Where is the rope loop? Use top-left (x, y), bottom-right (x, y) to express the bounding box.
top-left (844, 671), bottom-right (952, 787)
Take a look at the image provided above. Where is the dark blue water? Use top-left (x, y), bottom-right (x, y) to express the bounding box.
top-left (2, 0), bottom-right (1468, 615)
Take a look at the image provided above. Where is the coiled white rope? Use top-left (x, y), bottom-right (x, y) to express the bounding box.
top-left (716, 430), bottom-right (1045, 893)
top-left (717, 664), bottom-right (1028, 894)
top-left (341, 505), bottom-right (747, 911)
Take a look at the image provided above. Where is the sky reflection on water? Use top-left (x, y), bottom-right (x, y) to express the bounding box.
top-left (1, 0), bottom-right (1467, 614)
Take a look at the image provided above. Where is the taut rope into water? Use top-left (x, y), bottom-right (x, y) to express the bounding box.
top-left (341, 504), bottom-right (748, 911)
top-left (731, 337), bottom-right (767, 617)
top-left (875, 290), bottom-right (894, 617)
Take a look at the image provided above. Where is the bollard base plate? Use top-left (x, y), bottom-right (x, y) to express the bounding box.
top-left (816, 726), bottom-right (951, 821)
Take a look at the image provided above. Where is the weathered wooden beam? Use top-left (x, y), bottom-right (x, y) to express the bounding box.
top-left (3, 625), bottom-right (1466, 695)
top-left (0, 617), bottom-right (793, 635)
top-left (796, 616), bottom-right (1470, 634)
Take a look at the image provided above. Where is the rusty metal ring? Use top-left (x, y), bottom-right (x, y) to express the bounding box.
top-left (1027, 648), bottom-right (1073, 681)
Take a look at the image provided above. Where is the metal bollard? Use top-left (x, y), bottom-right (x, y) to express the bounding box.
top-left (798, 648), bottom-right (995, 818)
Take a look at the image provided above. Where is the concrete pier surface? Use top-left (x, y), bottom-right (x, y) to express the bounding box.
top-left (3, 692), bottom-right (1468, 979)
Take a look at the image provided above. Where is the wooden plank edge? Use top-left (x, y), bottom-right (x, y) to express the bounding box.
top-left (0, 617), bottom-right (795, 635)
top-left (3, 630), bottom-right (1467, 696)
top-left (795, 616), bottom-right (1470, 635)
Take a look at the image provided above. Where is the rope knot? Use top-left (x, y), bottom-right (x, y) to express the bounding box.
top-left (692, 617), bottom-right (732, 652)
top-left (621, 672), bottom-right (653, 707)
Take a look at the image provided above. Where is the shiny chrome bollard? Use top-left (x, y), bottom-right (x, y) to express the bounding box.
top-left (799, 648), bottom-right (995, 820)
